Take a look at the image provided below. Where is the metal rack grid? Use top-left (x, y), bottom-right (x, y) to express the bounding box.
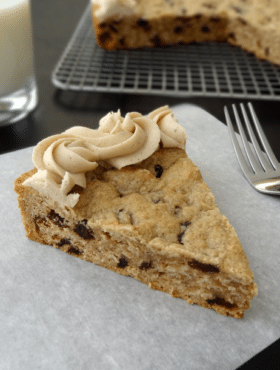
top-left (52, 2), bottom-right (280, 100)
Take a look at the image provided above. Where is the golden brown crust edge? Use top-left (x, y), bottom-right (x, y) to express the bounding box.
top-left (14, 169), bottom-right (48, 245)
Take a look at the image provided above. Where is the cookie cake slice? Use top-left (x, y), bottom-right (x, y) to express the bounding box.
top-left (14, 106), bottom-right (257, 318)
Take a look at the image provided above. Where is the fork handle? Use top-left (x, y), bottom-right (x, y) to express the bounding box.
top-left (254, 177), bottom-right (280, 195)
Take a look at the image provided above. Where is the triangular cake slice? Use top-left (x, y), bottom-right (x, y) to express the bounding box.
top-left (14, 107), bottom-right (257, 318)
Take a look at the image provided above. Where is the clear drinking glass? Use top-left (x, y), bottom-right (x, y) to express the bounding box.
top-left (0, 0), bottom-right (38, 125)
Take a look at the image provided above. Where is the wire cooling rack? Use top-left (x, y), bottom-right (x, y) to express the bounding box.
top-left (52, 2), bottom-right (280, 100)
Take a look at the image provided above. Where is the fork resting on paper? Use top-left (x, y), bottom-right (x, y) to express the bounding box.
top-left (224, 102), bottom-right (280, 195)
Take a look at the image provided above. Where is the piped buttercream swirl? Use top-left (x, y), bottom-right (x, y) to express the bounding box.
top-left (23, 106), bottom-right (187, 208)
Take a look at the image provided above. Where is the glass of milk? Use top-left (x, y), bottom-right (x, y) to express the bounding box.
top-left (0, 0), bottom-right (38, 125)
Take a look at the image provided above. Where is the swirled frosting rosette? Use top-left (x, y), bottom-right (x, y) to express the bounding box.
top-left (23, 106), bottom-right (187, 208)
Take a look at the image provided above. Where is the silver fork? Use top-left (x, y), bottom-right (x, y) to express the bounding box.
top-left (224, 102), bottom-right (280, 195)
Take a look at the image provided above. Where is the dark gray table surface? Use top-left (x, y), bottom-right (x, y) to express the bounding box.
top-left (1, 0), bottom-right (279, 368)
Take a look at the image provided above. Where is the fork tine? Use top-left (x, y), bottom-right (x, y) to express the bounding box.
top-left (240, 103), bottom-right (271, 172)
top-left (232, 104), bottom-right (263, 174)
top-left (248, 102), bottom-right (279, 170)
top-left (224, 106), bottom-right (254, 178)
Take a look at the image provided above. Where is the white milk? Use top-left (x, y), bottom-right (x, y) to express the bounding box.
top-left (0, 0), bottom-right (34, 97)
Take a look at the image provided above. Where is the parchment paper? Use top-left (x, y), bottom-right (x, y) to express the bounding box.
top-left (1, 104), bottom-right (280, 370)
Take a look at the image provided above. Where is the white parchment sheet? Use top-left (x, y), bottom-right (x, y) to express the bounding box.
top-left (1, 104), bottom-right (279, 370)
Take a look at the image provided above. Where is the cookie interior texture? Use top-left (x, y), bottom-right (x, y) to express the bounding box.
top-left (91, 0), bottom-right (280, 66)
top-left (15, 148), bottom-right (258, 318)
